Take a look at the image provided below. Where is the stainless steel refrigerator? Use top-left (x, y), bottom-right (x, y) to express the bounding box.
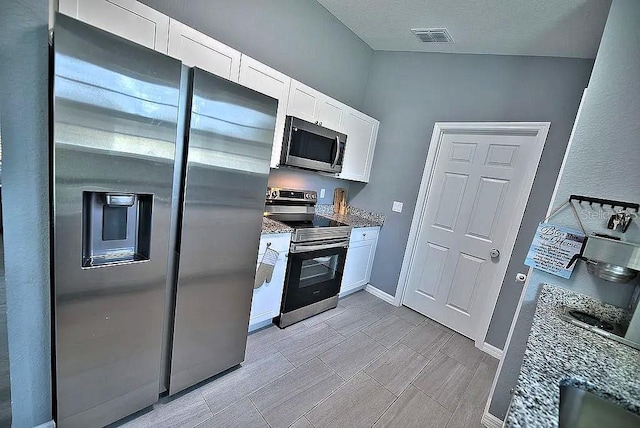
top-left (52, 14), bottom-right (277, 427)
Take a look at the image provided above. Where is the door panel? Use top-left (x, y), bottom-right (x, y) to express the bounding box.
top-left (445, 253), bottom-right (484, 314)
top-left (338, 109), bottom-right (379, 182)
top-left (53, 15), bottom-right (181, 427)
top-left (287, 80), bottom-right (319, 123)
top-left (465, 177), bottom-right (509, 241)
top-left (415, 242), bottom-right (448, 299)
top-left (433, 172), bottom-right (468, 232)
top-left (238, 55), bottom-right (291, 168)
top-left (403, 127), bottom-right (546, 340)
top-left (485, 144), bottom-right (519, 167)
top-left (61, 0), bottom-right (170, 52)
top-left (168, 20), bottom-right (240, 81)
top-left (449, 142), bottom-right (477, 163)
top-left (169, 69), bottom-right (277, 395)
top-left (318, 100), bottom-right (343, 131)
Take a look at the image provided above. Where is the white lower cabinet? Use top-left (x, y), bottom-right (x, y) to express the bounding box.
top-left (249, 233), bottom-right (291, 331)
top-left (340, 227), bottom-right (380, 296)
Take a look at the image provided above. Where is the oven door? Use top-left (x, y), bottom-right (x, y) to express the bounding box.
top-left (282, 241), bottom-right (348, 313)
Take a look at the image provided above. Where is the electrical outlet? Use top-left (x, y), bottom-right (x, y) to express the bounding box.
top-left (392, 201), bottom-right (403, 213)
top-left (320, 188), bottom-right (325, 199)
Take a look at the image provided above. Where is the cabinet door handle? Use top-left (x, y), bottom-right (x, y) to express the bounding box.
top-left (363, 233), bottom-right (367, 238)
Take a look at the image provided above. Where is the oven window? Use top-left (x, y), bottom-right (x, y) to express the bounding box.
top-left (299, 254), bottom-right (339, 288)
top-left (289, 128), bottom-right (336, 164)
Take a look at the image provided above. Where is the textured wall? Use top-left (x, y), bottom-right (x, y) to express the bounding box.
top-left (0, 0), bottom-right (53, 426)
top-left (489, 0), bottom-right (640, 419)
top-left (351, 51), bottom-right (592, 349)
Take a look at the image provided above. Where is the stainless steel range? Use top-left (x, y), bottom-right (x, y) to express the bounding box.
top-left (265, 188), bottom-right (351, 328)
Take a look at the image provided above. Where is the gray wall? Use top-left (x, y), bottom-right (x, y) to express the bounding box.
top-left (489, 0), bottom-right (640, 419)
top-left (0, 0), bottom-right (53, 426)
top-left (139, 0), bottom-right (374, 200)
top-left (350, 51), bottom-right (593, 349)
top-left (0, 201), bottom-right (10, 426)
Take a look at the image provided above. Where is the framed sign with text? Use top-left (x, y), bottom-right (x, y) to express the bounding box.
top-left (525, 223), bottom-right (586, 279)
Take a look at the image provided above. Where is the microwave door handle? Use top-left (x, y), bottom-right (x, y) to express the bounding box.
top-left (331, 136), bottom-right (340, 168)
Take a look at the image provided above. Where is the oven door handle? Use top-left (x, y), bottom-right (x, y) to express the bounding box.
top-left (290, 240), bottom-right (349, 253)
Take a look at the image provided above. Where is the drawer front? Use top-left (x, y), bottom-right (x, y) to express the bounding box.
top-left (349, 227), bottom-right (379, 244)
top-left (258, 233), bottom-right (291, 255)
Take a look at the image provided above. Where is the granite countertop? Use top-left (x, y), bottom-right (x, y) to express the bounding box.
top-left (261, 205), bottom-right (385, 234)
top-left (261, 217), bottom-right (293, 235)
top-left (315, 205), bottom-right (385, 228)
top-left (506, 283), bottom-right (640, 427)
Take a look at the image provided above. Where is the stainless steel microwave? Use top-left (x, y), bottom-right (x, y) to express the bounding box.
top-left (280, 116), bottom-right (347, 174)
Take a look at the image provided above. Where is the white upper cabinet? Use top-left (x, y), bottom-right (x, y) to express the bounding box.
top-left (167, 20), bottom-right (240, 81)
top-left (287, 80), bottom-right (321, 123)
top-left (58, 0), bottom-right (170, 53)
top-left (317, 98), bottom-right (344, 132)
top-left (338, 108), bottom-right (379, 183)
top-left (239, 55), bottom-right (291, 168)
top-left (286, 80), bottom-right (345, 131)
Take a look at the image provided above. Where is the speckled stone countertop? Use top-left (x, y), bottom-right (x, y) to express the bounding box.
top-left (315, 205), bottom-right (385, 228)
top-left (261, 217), bottom-right (293, 235)
top-left (506, 283), bottom-right (640, 427)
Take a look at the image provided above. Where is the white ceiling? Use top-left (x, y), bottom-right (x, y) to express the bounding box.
top-left (316, 0), bottom-right (611, 58)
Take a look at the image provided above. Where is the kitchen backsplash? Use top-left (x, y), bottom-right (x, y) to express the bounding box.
top-left (268, 167), bottom-right (351, 204)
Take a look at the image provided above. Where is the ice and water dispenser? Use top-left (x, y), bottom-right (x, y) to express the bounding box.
top-left (82, 192), bottom-right (153, 267)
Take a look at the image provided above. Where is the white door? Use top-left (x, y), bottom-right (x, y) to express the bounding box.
top-left (167, 19), bottom-right (240, 81)
top-left (59, 0), bottom-right (170, 52)
top-left (402, 123), bottom-right (549, 342)
top-left (238, 55), bottom-right (291, 168)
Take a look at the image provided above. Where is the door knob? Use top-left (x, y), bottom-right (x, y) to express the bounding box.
top-left (490, 248), bottom-right (500, 258)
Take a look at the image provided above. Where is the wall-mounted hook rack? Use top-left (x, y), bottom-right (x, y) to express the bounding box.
top-left (569, 195), bottom-right (640, 212)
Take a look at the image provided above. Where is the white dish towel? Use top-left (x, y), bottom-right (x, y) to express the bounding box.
top-left (254, 247), bottom-right (279, 289)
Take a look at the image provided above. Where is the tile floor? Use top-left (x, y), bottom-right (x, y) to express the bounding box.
top-left (116, 291), bottom-right (498, 428)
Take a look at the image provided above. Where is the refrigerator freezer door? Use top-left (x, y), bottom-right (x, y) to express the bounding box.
top-left (169, 69), bottom-right (277, 395)
top-left (52, 14), bottom-right (181, 427)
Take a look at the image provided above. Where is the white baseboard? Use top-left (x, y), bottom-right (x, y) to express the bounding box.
top-left (481, 411), bottom-right (503, 428)
top-left (481, 342), bottom-right (504, 360)
top-left (339, 285), bottom-right (366, 298)
top-left (364, 284), bottom-right (395, 305)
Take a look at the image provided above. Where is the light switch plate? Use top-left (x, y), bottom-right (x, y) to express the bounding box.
top-left (392, 201), bottom-right (403, 213)
top-left (320, 188), bottom-right (325, 198)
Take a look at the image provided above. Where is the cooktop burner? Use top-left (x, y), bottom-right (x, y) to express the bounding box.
top-left (282, 215), bottom-right (349, 229)
top-left (567, 310), bottom-right (615, 332)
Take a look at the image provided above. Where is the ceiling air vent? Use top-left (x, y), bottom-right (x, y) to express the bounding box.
top-left (411, 28), bottom-right (455, 43)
